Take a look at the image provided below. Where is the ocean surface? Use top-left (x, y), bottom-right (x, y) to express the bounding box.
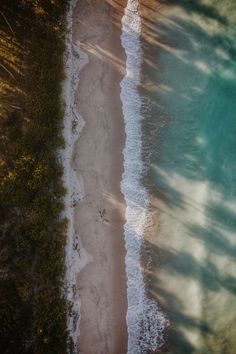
top-left (121, 0), bottom-right (236, 353)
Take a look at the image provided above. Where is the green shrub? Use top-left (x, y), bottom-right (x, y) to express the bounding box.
top-left (0, 1), bottom-right (70, 352)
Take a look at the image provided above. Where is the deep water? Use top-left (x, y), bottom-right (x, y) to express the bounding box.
top-left (140, 1), bottom-right (236, 353)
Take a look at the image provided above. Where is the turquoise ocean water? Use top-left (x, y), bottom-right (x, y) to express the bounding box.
top-left (139, 1), bottom-right (236, 353)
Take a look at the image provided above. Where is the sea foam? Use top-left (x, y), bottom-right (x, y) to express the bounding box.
top-left (120, 1), bottom-right (167, 352)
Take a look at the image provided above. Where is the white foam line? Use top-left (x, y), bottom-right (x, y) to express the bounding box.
top-left (120, 1), bottom-right (168, 353)
top-left (61, 1), bottom-right (92, 352)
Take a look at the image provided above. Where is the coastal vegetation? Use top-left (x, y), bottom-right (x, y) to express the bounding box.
top-left (0, 1), bottom-right (70, 352)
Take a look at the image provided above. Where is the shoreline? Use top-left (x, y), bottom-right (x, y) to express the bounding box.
top-left (138, 0), bottom-right (172, 351)
top-left (71, 1), bottom-right (128, 353)
top-left (120, 0), bottom-right (168, 352)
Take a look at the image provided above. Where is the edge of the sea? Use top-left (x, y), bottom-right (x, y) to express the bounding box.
top-left (120, 1), bottom-right (168, 352)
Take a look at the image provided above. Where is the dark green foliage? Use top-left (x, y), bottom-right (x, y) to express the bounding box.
top-left (0, 1), bottom-right (69, 352)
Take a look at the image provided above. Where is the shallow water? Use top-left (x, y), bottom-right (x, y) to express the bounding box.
top-left (140, 1), bottom-right (236, 353)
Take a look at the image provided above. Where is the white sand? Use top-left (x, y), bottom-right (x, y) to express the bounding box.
top-left (62, 1), bottom-right (128, 353)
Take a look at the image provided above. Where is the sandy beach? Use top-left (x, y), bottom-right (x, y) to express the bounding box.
top-left (71, 1), bottom-right (128, 353)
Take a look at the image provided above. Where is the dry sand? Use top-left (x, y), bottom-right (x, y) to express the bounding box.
top-left (72, 1), bottom-right (128, 353)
